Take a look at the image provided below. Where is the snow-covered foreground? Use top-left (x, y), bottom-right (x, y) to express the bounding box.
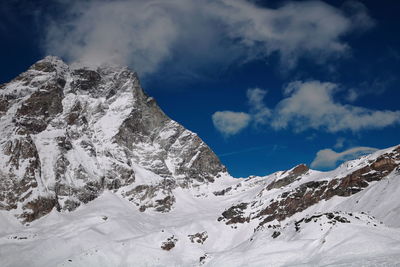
top-left (2, 167), bottom-right (400, 267)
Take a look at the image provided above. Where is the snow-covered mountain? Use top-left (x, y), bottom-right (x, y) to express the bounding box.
top-left (0, 56), bottom-right (226, 221)
top-left (1, 57), bottom-right (400, 266)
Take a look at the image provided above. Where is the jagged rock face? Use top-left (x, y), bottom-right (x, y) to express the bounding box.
top-left (0, 56), bottom-right (226, 221)
top-left (266, 164), bottom-right (309, 190)
top-left (255, 150), bottom-right (400, 225)
top-left (217, 147), bottom-right (400, 227)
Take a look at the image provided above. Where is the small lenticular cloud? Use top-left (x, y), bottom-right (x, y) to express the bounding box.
top-left (212, 111), bottom-right (251, 136)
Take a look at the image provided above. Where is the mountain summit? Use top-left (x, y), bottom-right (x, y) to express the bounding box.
top-left (1, 57), bottom-right (400, 266)
top-left (0, 56), bottom-right (226, 221)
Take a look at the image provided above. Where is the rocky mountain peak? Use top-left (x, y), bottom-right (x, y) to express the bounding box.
top-left (0, 57), bottom-right (227, 222)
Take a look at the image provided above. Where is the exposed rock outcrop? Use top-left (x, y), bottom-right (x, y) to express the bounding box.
top-left (266, 164), bottom-right (309, 190)
top-left (217, 146), bottom-right (400, 227)
top-left (0, 56), bottom-right (227, 222)
top-left (161, 236), bottom-right (178, 251)
top-left (188, 231), bottom-right (208, 244)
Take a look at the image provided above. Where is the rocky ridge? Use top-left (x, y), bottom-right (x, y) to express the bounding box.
top-left (0, 56), bottom-right (226, 221)
top-left (217, 146), bottom-right (400, 227)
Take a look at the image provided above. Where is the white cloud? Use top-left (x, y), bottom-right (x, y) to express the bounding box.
top-left (213, 80), bottom-right (400, 135)
top-left (334, 137), bottom-right (346, 149)
top-left (345, 89), bottom-right (359, 102)
top-left (212, 111), bottom-right (251, 136)
top-left (43, 0), bottom-right (373, 76)
top-left (211, 0), bottom-right (372, 68)
top-left (342, 0), bottom-right (375, 31)
top-left (44, 1), bottom-right (180, 74)
top-left (247, 88), bottom-right (271, 125)
top-left (272, 81), bottom-right (400, 132)
top-left (212, 88), bottom-right (271, 136)
top-left (310, 146), bottom-right (378, 169)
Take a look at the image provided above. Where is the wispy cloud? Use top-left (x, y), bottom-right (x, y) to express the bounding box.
top-left (212, 80), bottom-right (400, 136)
top-left (310, 146), bottom-right (378, 169)
top-left (43, 0), bottom-right (373, 76)
top-left (334, 137), bottom-right (346, 149)
top-left (247, 88), bottom-right (271, 126)
top-left (272, 81), bottom-right (400, 132)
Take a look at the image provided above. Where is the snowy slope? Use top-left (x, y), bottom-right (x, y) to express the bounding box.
top-left (1, 178), bottom-right (400, 266)
top-left (335, 168), bottom-right (400, 227)
top-left (1, 57), bottom-right (400, 266)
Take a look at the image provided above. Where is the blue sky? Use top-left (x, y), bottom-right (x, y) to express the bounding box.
top-left (1, 0), bottom-right (399, 177)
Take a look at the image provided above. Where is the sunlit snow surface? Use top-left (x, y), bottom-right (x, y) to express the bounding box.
top-left (1, 164), bottom-right (400, 266)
